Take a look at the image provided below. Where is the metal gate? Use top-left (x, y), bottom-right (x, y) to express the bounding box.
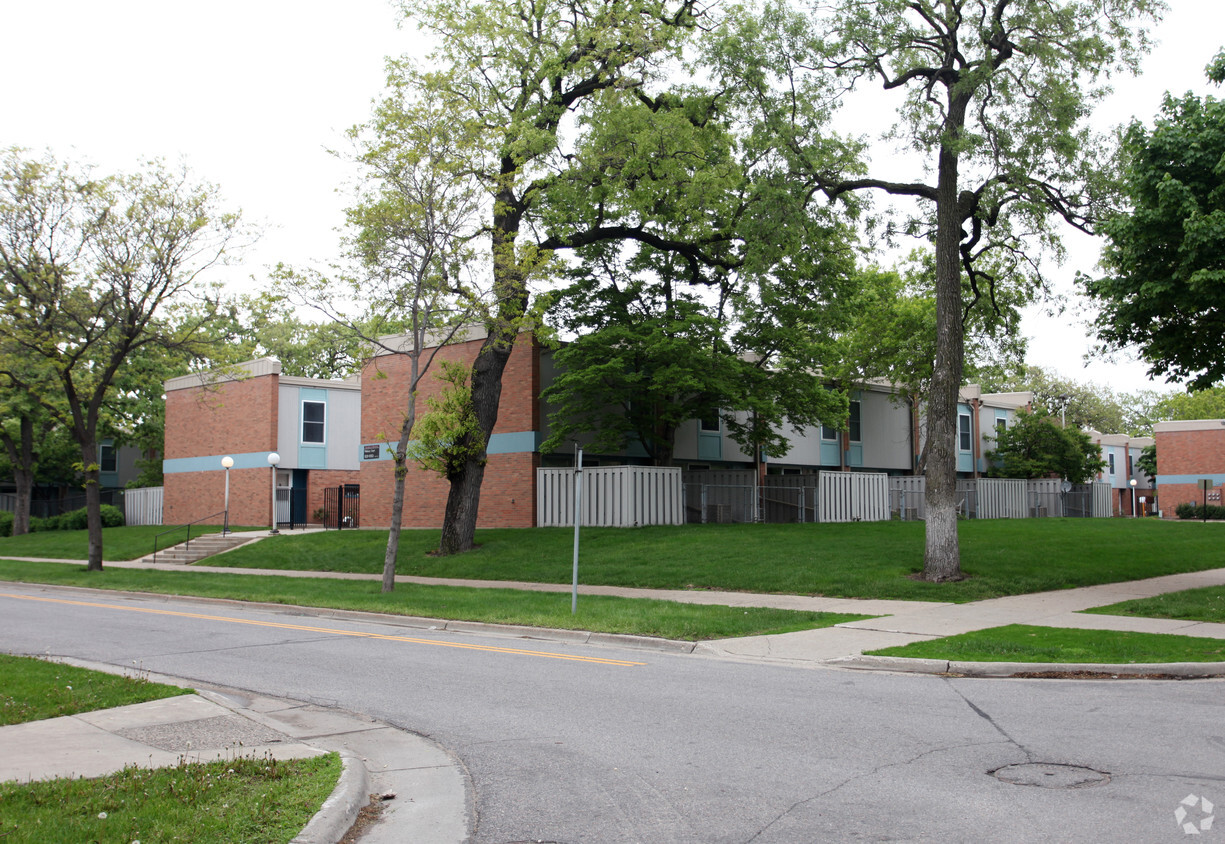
top-left (322, 484), bottom-right (360, 529)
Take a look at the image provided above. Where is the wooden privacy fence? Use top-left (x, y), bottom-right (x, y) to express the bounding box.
top-left (889, 477), bottom-right (1114, 519)
top-left (123, 486), bottom-right (163, 526)
top-left (537, 466), bottom-right (684, 527)
top-left (818, 471), bottom-right (890, 523)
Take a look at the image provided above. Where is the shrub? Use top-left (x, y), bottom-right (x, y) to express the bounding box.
top-left (20, 504), bottom-right (126, 533)
top-left (0, 511), bottom-right (12, 538)
top-left (1175, 502), bottom-right (1225, 520)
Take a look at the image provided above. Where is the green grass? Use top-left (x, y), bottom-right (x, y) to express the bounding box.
top-left (0, 653), bottom-right (189, 726)
top-left (198, 519), bottom-right (1225, 602)
top-left (1085, 585), bottom-right (1225, 623)
top-left (866, 624), bottom-right (1225, 663)
top-left (0, 560), bottom-right (867, 640)
top-left (0, 524), bottom-right (258, 562)
top-left (0, 752), bottom-right (341, 844)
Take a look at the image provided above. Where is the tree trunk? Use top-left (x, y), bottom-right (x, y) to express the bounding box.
top-left (383, 456), bottom-right (409, 592)
top-left (438, 332), bottom-right (513, 555)
top-left (81, 439), bottom-right (104, 572)
top-left (922, 95), bottom-right (970, 583)
top-left (2, 418), bottom-right (35, 536)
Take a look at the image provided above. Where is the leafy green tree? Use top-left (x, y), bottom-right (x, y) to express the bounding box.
top-left (985, 412), bottom-right (1105, 484)
top-left (390, 0), bottom-right (783, 555)
top-left (979, 366), bottom-right (1128, 433)
top-left (1154, 386), bottom-right (1225, 421)
top-left (0, 149), bottom-right (242, 571)
top-left (276, 91), bottom-right (487, 588)
top-left (542, 230), bottom-right (855, 466)
top-left (835, 253), bottom-right (1028, 402)
top-left (754, 0), bottom-right (1161, 581)
top-left (1087, 50), bottom-right (1225, 389)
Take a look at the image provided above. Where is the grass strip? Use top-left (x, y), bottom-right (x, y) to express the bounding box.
top-left (0, 524), bottom-right (256, 562)
top-left (0, 653), bottom-right (189, 726)
top-left (181, 519), bottom-right (1225, 602)
top-left (0, 560), bottom-right (870, 641)
top-left (1083, 585), bottom-right (1225, 623)
top-left (865, 624), bottom-right (1225, 663)
top-left (0, 752), bottom-right (341, 844)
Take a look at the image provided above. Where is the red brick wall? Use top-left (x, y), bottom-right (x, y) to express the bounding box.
top-left (164, 375), bottom-right (278, 460)
top-left (359, 335), bottom-right (540, 528)
top-left (164, 467), bottom-right (275, 528)
top-left (1156, 428), bottom-right (1225, 517)
top-left (164, 374), bottom-right (279, 525)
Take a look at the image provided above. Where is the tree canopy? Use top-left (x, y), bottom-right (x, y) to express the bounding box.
top-left (985, 412), bottom-right (1105, 484)
top-left (1088, 50), bottom-right (1225, 389)
top-left (0, 148), bottom-right (243, 568)
top-left (719, 0), bottom-right (1160, 580)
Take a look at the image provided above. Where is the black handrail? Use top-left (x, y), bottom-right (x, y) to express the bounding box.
top-left (153, 512), bottom-right (225, 563)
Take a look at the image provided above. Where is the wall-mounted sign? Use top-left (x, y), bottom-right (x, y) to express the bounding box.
top-left (363, 445), bottom-right (381, 461)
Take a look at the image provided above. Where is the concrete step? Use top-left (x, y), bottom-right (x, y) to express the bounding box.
top-left (150, 533), bottom-right (260, 565)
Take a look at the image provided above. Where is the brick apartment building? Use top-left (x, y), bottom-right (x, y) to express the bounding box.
top-left (163, 327), bottom-right (1041, 530)
top-left (1153, 420), bottom-right (1225, 517)
top-left (162, 330), bottom-right (541, 529)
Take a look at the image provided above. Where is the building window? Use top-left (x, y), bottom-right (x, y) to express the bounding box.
top-left (302, 401), bottom-right (326, 444)
top-left (1128, 454), bottom-right (1134, 476)
top-left (699, 413), bottom-right (720, 432)
top-left (848, 401), bottom-right (862, 443)
top-left (820, 423), bottom-right (837, 441)
top-left (958, 413), bottom-right (972, 451)
top-left (995, 417), bottom-right (1007, 434)
top-left (99, 443), bottom-right (116, 473)
top-left (1108, 452), bottom-right (1115, 475)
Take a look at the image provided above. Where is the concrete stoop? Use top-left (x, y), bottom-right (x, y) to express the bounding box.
top-left (149, 533), bottom-right (261, 565)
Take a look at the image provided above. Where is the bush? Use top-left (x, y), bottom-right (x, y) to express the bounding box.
top-left (0, 511), bottom-right (12, 538)
top-left (20, 504), bottom-right (126, 533)
top-left (1175, 502), bottom-right (1225, 520)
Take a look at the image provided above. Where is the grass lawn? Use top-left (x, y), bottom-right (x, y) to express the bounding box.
top-left (0, 560), bottom-right (867, 640)
top-left (0, 524), bottom-right (257, 562)
top-left (865, 624), bottom-right (1225, 663)
top-left (1084, 585), bottom-right (1225, 624)
top-left (0, 753), bottom-right (341, 844)
top-left (198, 519), bottom-right (1224, 602)
top-left (0, 653), bottom-right (189, 726)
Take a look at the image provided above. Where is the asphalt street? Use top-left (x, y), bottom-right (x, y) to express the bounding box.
top-left (2, 582), bottom-right (1222, 843)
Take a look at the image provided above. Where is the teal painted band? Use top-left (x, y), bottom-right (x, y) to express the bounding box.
top-left (1159, 474), bottom-right (1225, 486)
top-left (360, 431), bottom-right (541, 462)
top-left (163, 452), bottom-right (282, 474)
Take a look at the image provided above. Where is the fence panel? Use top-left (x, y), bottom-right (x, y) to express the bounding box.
top-left (818, 471), bottom-right (889, 523)
top-left (123, 486), bottom-right (163, 526)
top-left (977, 478), bottom-right (1027, 519)
top-left (1026, 479), bottom-right (1063, 518)
top-left (537, 466), bottom-right (683, 527)
top-left (889, 476), bottom-right (926, 520)
top-left (762, 475), bottom-right (819, 523)
top-left (1092, 482), bottom-right (1113, 518)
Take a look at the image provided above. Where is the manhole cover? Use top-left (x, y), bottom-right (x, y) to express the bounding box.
top-left (991, 762), bottom-right (1110, 789)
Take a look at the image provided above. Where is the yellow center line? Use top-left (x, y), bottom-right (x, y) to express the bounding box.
top-left (0, 592), bottom-right (646, 667)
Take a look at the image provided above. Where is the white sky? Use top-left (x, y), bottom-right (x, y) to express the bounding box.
top-left (2, 0), bottom-right (1222, 396)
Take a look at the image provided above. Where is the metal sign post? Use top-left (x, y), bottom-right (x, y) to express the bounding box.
top-left (1199, 478), bottom-right (1213, 522)
top-left (572, 446), bottom-right (583, 614)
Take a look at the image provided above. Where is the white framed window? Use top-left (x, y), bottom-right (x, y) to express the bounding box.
top-left (699, 413), bottom-right (720, 433)
top-left (848, 401), bottom-right (862, 443)
top-left (958, 413), bottom-right (972, 451)
top-left (1108, 452), bottom-right (1115, 475)
top-left (302, 400), bottom-right (326, 444)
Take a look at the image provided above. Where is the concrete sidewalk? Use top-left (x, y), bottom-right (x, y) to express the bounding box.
top-left (0, 671), bottom-right (469, 844)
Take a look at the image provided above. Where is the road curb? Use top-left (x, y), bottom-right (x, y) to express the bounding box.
top-left (825, 654), bottom-right (1225, 678)
top-left (291, 750), bottom-right (369, 844)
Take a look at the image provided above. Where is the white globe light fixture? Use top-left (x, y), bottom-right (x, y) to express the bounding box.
top-left (1129, 477), bottom-right (1138, 518)
top-left (221, 456), bottom-right (234, 535)
top-left (267, 452), bottom-right (281, 535)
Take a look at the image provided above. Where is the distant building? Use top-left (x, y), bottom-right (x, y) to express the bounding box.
top-left (1153, 420), bottom-right (1225, 517)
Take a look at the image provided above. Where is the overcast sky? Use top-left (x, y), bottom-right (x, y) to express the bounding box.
top-left (3, 0), bottom-right (1222, 396)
